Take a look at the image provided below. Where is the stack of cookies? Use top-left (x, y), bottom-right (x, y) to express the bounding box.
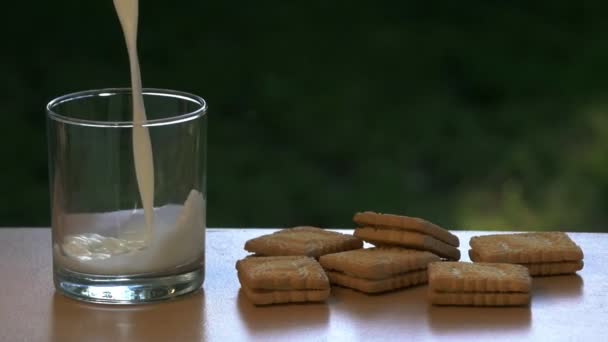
top-left (428, 262), bottom-right (532, 306)
top-left (236, 256), bottom-right (331, 305)
top-left (469, 232), bottom-right (584, 276)
top-left (319, 247), bottom-right (440, 294)
top-left (353, 211), bottom-right (461, 260)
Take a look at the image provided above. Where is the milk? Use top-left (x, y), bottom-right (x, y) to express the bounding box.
top-left (112, 0), bottom-right (155, 242)
top-left (55, 0), bottom-right (205, 276)
top-left (55, 190), bottom-right (205, 275)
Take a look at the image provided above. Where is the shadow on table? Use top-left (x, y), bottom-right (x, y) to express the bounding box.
top-left (50, 289), bottom-right (205, 342)
top-left (330, 284), bottom-right (430, 320)
top-left (428, 305), bottom-right (531, 332)
top-left (236, 289), bottom-right (329, 333)
top-left (532, 274), bottom-right (583, 299)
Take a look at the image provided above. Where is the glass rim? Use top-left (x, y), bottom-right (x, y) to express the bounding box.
top-left (46, 87), bottom-right (208, 128)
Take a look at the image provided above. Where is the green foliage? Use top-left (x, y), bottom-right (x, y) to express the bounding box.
top-left (2, 1), bottom-right (608, 231)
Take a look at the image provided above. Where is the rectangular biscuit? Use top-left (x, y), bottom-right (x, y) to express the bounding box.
top-left (469, 249), bottom-right (584, 276)
top-left (469, 232), bottom-right (583, 264)
top-left (354, 227), bottom-right (461, 260)
top-left (240, 285), bottom-right (330, 305)
top-left (236, 256), bottom-right (329, 291)
top-left (428, 262), bottom-right (531, 306)
top-left (524, 260), bottom-right (584, 276)
top-left (244, 226), bottom-right (363, 258)
top-left (429, 292), bottom-right (530, 306)
top-left (353, 211), bottom-right (459, 247)
top-left (326, 269), bottom-right (428, 293)
top-left (428, 262), bottom-right (532, 293)
top-left (319, 247), bottom-right (440, 280)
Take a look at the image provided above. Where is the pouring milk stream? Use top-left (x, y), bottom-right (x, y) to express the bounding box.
top-left (113, 0), bottom-right (155, 244)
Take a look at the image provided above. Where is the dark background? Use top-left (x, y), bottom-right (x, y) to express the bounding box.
top-left (2, 1), bottom-right (608, 231)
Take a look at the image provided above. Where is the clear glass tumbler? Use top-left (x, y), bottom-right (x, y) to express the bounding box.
top-left (46, 88), bottom-right (207, 304)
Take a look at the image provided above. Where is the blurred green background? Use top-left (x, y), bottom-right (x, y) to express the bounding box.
top-left (2, 1), bottom-right (608, 231)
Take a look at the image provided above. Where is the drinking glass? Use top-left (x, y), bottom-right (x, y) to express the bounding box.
top-left (46, 88), bottom-right (207, 304)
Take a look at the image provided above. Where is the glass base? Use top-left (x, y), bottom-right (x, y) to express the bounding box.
top-left (54, 267), bottom-right (204, 304)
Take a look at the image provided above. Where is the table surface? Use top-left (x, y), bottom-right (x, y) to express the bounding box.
top-left (0, 228), bottom-right (606, 342)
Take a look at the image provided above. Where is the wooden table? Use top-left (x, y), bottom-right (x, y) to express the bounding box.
top-left (0, 228), bottom-right (606, 341)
